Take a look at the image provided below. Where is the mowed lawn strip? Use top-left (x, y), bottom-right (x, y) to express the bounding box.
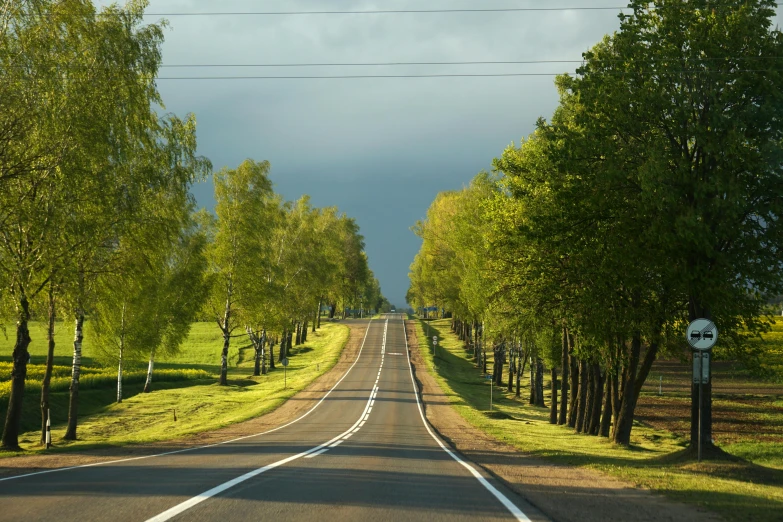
top-left (0, 321), bottom-right (349, 456)
top-left (413, 318), bottom-right (783, 522)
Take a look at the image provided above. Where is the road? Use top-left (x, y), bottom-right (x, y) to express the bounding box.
top-left (0, 315), bottom-right (545, 521)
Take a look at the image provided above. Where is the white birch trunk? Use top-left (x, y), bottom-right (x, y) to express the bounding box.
top-left (143, 350), bottom-right (155, 393)
top-left (117, 303), bottom-right (126, 403)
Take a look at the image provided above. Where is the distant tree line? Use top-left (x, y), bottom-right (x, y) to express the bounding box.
top-left (407, 0), bottom-right (783, 450)
top-left (0, 0), bottom-right (383, 450)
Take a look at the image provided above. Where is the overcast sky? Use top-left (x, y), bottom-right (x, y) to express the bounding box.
top-left (96, 1), bottom-right (783, 308)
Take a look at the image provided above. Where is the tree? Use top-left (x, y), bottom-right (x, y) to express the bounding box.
top-left (204, 159), bottom-right (274, 386)
top-left (562, 0), bottom-right (783, 449)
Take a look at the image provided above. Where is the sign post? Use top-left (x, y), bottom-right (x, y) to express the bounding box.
top-left (687, 318), bottom-right (717, 462)
top-left (432, 336), bottom-right (438, 358)
top-left (282, 357), bottom-right (289, 389)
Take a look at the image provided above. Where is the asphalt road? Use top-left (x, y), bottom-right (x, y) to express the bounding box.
top-left (0, 315), bottom-right (546, 522)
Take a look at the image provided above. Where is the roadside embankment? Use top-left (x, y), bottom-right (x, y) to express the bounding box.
top-left (407, 318), bottom-right (783, 522)
top-left (0, 321), bottom-right (355, 470)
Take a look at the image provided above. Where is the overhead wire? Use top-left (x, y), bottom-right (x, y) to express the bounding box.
top-left (143, 7), bottom-right (635, 15)
top-left (141, 4), bottom-right (781, 16)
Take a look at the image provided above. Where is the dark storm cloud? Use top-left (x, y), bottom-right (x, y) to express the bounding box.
top-left (98, 0), bottom-right (783, 307)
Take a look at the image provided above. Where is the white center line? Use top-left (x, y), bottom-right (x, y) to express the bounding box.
top-left (145, 319), bottom-right (390, 521)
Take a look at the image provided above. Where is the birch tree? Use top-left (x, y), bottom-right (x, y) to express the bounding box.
top-left (205, 159), bottom-right (274, 385)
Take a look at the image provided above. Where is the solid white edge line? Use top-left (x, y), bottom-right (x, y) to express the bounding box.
top-left (1, 318), bottom-right (378, 484)
top-left (402, 319), bottom-right (531, 522)
top-left (145, 322), bottom-right (384, 522)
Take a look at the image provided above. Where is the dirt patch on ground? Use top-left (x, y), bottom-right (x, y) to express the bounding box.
top-left (641, 359), bottom-right (783, 396)
top-left (0, 323), bottom-right (365, 478)
top-left (405, 322), bottom-right (723, 522)
top-left (636, 359), bottom-right (783, 445)
top-left (636, 395), bottom-right (783, 444)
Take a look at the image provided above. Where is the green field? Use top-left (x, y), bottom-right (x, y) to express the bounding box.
top-left (0, 320), bottom-right (349, 455)
top-left (414, 318), bottom-right (783, 522)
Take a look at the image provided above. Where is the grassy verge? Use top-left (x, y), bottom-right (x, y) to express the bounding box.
top-left (0, 321), bottom-right (349, 456)
top-left (412, 318), bottom-right (783, 522)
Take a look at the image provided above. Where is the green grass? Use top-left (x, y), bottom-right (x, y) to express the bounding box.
top-left (414, 318), bottom-right (783, 522)
top-left (0, 321), bottom-right (349, 456)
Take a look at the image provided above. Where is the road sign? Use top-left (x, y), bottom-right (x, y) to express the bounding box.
top-left (693, 352), bottom-right (710, 384)
top-left (687, 318), bottom-right (718, 350)
top-left (282, 358), bottom-right (289, 367)
top-left (432, 336), bottom-right (438, 341)
top-left (432, 340), bottom-right (438, 346)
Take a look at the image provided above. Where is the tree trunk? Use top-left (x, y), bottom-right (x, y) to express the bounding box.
top-left (534, 357), bottom-right (545, 407)
top-left (219, 291), bottom-right (231, 385)
top-left (529, 357), bottom-right (536, 405)
top-left (143, 349), bottom-right (155, 393)
top-left (549, 367), bottom-right (558, 424)
top-left (268, 337), bottom-right (276, 370)
top-left (613, 332), bottom-right (641, 445)
top-left (295, 322), bottom-right (302, 346)
top-left (600, 370), bottom-right (613, 437)
top-left (497, 345), bottom-right (505, 386)
top-left (329, 303), bottom-right (335, 319)
top-left (589, 364), bottom-right (604, 435)
top-left (278, 329), bottom-right (287, 362)
top-left (260, 330), bottom-right (267, 375)
top-left (302, 320), bottom-right (308, 343)
top-left (117, 302), bottom-right (126, 404)
top-left (558, 325), bottom-right (569, 425)
top-left (515, 348), bottom-right (522, 398)
top-left (317, 299), bottom-right (322, 328)
top-left (567, 340), bottom-right (579, 428)
top-left (40, 284), bottom-right (56, 446)
top-left (1, 293), bottom-right (31, 450)
top-left (584, 361), bottom-right (596, 434)
top-left (612, 371), bottom-right (620, 430)
top-left (507, 348), bottom-right (514, 392)
top-left (63, 309), bottom-right (84, 441)
top-left (575, 359), bottom-right (588, 432)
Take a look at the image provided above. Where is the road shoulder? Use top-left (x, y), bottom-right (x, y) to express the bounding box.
top-left (0, 322), bottom-right (368, 478)
top-left (405, 321), bottom-right (723, 522)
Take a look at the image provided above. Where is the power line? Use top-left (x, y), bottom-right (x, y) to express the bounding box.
top-left (7, 57), bottom-right (779, 70)
top-left (151, 70), bottom-right (783, 79)
top-left (158, 60), bottom-right (585, 67)
top-left (143, 7), bottom-right (635, 16)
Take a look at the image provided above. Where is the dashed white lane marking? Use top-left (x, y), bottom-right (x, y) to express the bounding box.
top-left (402, 319), bottom-right (531, 522)
top-left (147, 384), bottom-right (380, 521)
top-left (1, 318), bottom-right (380, 484)
top-left (145, 320), bottom-right (393, 522)
top-left (305, 449), bottom-right (329, 459)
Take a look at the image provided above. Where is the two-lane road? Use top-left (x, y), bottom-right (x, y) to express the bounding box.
top-left (0, 315), bottom-right (545, 521)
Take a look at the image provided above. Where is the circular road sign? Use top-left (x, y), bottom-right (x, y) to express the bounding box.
top-left (282, 357), bottom-right (289, 367)
top-left (433, 336), bottom-right (438, 341)
top-left (433, 340), bottom-right (438, 346)
top-left (687, 319), bottom-right (718, 350)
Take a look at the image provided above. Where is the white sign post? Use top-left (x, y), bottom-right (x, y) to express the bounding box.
top-left (687, 319), bottom-right (717, 462)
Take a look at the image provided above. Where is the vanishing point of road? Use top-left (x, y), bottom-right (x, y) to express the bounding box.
top-left (0, 315), bottom-right (546, 521)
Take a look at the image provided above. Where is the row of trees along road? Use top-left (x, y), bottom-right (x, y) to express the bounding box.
top-left (407, 0), bottom-right (783, 452)
top-left (0, 0), bottom-right (384, 451)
